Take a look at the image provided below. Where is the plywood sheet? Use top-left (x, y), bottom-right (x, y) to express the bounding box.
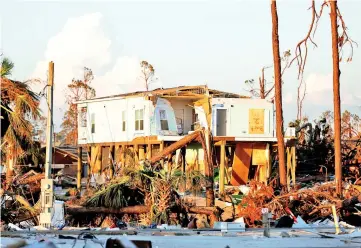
top-left (249, 109), bottom-right (265, 134)
top-left (252, 143), bottom-right (267, 165)
top-left (230, 143), bottom-right (253, 186)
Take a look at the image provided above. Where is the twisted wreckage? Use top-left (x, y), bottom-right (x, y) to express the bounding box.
top-left (2, 85), bottom-right (360, 230)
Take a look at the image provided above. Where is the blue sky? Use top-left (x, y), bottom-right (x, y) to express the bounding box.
top-left (1, 0), bottom-right (360, 131)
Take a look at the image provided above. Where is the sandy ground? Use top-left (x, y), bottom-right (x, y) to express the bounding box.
top-left (2, 229), bottom-right (361, 248)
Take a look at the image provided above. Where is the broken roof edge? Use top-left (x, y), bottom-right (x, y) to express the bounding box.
top-left (75, 85), bottom-right (249, 104)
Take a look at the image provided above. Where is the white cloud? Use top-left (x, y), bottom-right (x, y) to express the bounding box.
top-left (283, 92), bottom-right (293, 104)
top-left (31, 13), bottom-right (154, 130)
top-left (302, 72), bottom-right (359, 107)
top-left (305, 73), bottom-right (332, 93)
top-left (93, 56), bottom-right (143, 96)
top-left (32, 13), bottom-right (112, 100)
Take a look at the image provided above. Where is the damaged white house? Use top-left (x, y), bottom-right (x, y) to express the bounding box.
top-left (76, 85), bottom-right (287, 190)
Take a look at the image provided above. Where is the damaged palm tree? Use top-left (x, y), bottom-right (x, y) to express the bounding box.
top-left (67, 163), bottom-right (215, 226)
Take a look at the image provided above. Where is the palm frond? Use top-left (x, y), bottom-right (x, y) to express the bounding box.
top-left (15, 195), bottom-right (37, 215)
top-left (85, 175), bottom-right (144, 208)
top-left (1, 57), bottom-right (14, 77)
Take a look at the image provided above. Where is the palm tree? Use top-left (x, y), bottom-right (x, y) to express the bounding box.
top-left (1, 57), bottom-right (40, 187)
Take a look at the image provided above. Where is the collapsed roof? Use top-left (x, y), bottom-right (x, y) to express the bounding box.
top-left (77, 85), bottom-right (248, 103)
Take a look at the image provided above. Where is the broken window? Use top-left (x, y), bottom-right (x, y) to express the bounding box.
top-left (135, 109), bottom-right (144, 131)
top-left (91, 113), bottom-right (95, 133)
top-left (80, 107), bottom-right (87, 127)
top-left (122, 110), bottom-right (126, 131)
top-left (159, 109), bottom-right (169, 130)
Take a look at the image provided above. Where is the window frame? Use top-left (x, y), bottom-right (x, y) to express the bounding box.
top-left (135, 109), bottom-right (144, 131)
top-left (122, 110), bottom-right (126, 132)
top-left (159, 109), bottom-right (169, 131)
top-left (91, 113), bottom-right (95, 134)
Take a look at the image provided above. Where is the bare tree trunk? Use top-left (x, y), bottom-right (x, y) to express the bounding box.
top-left (330, 0), bottom-right (342, 196)
top-left (271, 0), bottom-right (287, 189)
top-left (204, 128), bottom-right (215, 207)
top-left (259, 68), bottom-right (266, 99)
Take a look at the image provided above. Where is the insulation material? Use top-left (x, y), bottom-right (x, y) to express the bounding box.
top-left (186, 143), bottom-right (205, 172)
top-left (230, 143), bottom-right (253, 186)
top-left (194, 97), bottom-right (212, 128)
top-left (194, 106), bottom-right (208, 129)
top-left (249, 109), bottom-right (265, 134)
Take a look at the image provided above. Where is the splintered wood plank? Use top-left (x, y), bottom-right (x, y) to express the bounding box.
top-left (230, 142), bottom-right (253, 186)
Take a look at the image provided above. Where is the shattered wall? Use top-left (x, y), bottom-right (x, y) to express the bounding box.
top-left (152, 98), bottom-right (178, 136)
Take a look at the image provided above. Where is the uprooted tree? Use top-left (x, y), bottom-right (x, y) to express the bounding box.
top-left (61, 67), bottom-right (95, 145)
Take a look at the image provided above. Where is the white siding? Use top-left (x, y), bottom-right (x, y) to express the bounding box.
top-left (78, 97), bottom-right (153, 144)
top-left (211, 98), bottom-right (275, 138)
top-left (77, 97), bottom-right (179, 144)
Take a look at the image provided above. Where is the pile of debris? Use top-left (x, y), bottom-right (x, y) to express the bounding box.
top-left (235, 180), bottom-right (361, 228)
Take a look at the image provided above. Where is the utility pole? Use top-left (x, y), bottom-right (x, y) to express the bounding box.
top-left (40, 61), bottom-right (55, 228)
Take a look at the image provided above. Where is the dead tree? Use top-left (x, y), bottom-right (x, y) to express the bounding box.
top-left (271, 0), bottom-right (287, 189)
top-left (140, 61), bottom-right (157, 91)
top-left (245, 50), bottom-right (290, 101)
top-left (330, 0), bottom-right (342, 196)
top-left (290, 0), bottom-right (357, 195)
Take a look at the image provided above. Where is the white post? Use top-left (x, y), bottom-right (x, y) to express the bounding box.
top-left (40, 61), bottom-right (55, 228)
top-left (45, 61), bottom-right (54, 179)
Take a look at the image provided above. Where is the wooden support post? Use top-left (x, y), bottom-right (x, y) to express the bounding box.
top-left (77, 146), bottom-right (82, 190)
top-left (134, 144), bottom-right (139, 163)
top-left (160, 141), bottom-right (164, 168)
top-left (86, 146), bottom-right (91, 188)
top-left (286, 147), bottom-right (291, 192)
top-left (139, 145), bottom-right (145, 161)
top-left (291, 145), bottom-right (296, 189)
top-left (95, 145), bottom-right (102, 174)
top-left (204, 128), bottom-right (215, 207)
top-left (265, 143), bottom-right (271, 185)
top-left (114, 145), bottom-right (120, 166)
top-left (109, 145), bottom-right (114, 179)
top-left (181, 147), bottom-right (186, 173)
top-left (147, 144), bottom-right (152, 160)
top-left (219, 140), bottom-right (226, 195)
top-left (121, 145), bottom-right (126, 167)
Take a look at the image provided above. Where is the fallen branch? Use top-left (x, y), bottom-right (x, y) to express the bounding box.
top-left (66, 205), bottom-right (150, 215)
top-left (66, 205), bottom-right (222, 217)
